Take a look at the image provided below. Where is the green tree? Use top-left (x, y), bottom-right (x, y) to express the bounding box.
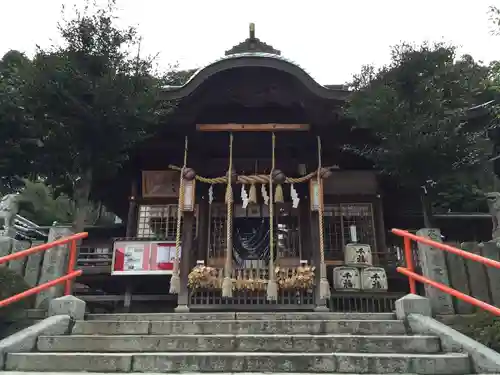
top-left (348, 43), bottom-right (490, 225)
top-left (25, 0), bottom-right (163, 232)
top-left (0, 51), bottom-right (39, 194)
top-left (18, 179), bottom-right (116, 227)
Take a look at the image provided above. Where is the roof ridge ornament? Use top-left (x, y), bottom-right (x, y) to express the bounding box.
top-left (225, 23), bottom-right (281, 56)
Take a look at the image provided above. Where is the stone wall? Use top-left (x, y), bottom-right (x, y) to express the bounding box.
top-left (0, 226), bottom-right (74, 309)
top-left (414, 228), bottom-right (500, 314)
top-left (442, 240), bottom-right (500, 314)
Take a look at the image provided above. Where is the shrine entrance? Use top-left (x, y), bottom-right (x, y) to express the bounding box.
top-left (183, 138), bottom-right (320, 310)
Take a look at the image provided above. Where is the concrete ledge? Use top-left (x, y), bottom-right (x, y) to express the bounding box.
top-left (408, 313), bottom-right (500, 373)
top-left (0, 315), bottom-right (70, 369)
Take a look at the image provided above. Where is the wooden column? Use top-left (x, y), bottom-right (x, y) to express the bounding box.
top-left (125, 180), bottom-right (138, 237)
top-left (175, 211), bottom-right (194, 312)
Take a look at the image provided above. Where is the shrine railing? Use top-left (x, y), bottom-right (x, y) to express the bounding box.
top-left (392, 228), bottom-right (500, 316)
top-left (0, 232), bottom-right (88, 308)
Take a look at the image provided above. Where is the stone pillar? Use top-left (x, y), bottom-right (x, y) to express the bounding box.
top-left (481, 240), bottom-right (500, 306)
top-left (23, 241), bottom-right (46, 287)
top-left (175, 212), bottom-right (194, 313)
top-left (415, 228), bottom-right (454, 315)
top-left (462, 242), bottom-right (491, 305)
top-left (0, 236), bottom-right (13, 265)
top-left (8, 240), bottom-right (30, 276)
top-left (444, 242), bottom-right (474, 314)
top-left (35, 226), bottom-right (73, 308)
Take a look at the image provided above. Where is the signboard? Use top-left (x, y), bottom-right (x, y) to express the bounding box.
top-left (142, 171), bottom-right (179, 198)
top-left (111, 240), bottom-right (181, 275)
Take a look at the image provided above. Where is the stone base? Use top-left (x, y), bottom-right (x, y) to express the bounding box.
top-left (395, 294), bottom-right (432, 319)
top-left (49, 296), bottom-right (86, 320)
top-left (174, 304), bottom-right (190, 313)
top-left (313, 305), bottom-right (329, 312)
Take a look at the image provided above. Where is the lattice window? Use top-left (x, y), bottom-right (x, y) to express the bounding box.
top-left (324, 203), bottom-right (376, 262)
top-left (208, 203), bottom-right (301, 261)
top-left (136, 204), bottom-right (198, 240)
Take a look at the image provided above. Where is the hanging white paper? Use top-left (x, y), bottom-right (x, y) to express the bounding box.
top-left (261, 184), bottom-right (269, 205)
top-left (290, 184), bottom-right (300, 208)
top-left (350, 225), bottom-right (358, 243)
top-left (208, 184), bottom-right (214, 204)
top-left (241, 184), bottom-right (249, 209)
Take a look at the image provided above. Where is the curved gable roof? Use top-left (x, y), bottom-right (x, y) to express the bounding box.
top-left (160, 52), bottom-right (349, 101)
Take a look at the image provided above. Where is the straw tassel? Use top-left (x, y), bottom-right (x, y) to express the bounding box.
top-left (222, 275), bottom-right (233, 297)
top-left (274, 184), bottom-right (284, 203)
top-left (169, 136), bottom-right (188, 295)
top-left (248, 183), bottom-right (257, 204)
top-left (319, 263), bottom-right (331, 299)
top-left (222, 133), bottom-right (234, 298)
top-left (317, 136), bottom-right (332, 300)
top-left (267, 133), bottom-right (278, 301)
top-left (266, 272), bottom-right (278, 300)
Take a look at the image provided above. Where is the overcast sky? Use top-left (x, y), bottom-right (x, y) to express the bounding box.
top-left (1, 0), bottom-right (498, 84)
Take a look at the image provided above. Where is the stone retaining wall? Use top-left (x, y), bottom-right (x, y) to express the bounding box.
top-left (414, 228), bottom-right (500, 314)
top-left (0, 226), bottom-right (74, 309)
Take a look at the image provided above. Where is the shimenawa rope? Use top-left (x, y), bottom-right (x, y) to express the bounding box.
top-left (169, 136), bottom-right (188, 294)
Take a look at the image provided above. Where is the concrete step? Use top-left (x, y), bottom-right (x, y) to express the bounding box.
top-left (73, 319), bottom-right (407, 335)
top-left (4, 352), bottom-right (470, 373)
top-left (37, 334), bottom-right (439, 353)
top-left (85, 312), bottom-right (396, 322)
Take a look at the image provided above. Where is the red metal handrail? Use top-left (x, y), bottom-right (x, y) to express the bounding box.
top-left (0, 232), bottom-right (88, 308)
top-left (392, 228), bottom-right (500, 316)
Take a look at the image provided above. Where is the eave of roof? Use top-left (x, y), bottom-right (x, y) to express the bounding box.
top-left (160, 52), bottom-right (349, 102)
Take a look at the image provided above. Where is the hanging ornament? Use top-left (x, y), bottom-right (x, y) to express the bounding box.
top-left (271, 169), bottom-right (286, 204)
top-left (208, 184), bottom-right (214, 204)
top-left (291, 184), bottom-right (300, 208)
top-left (248, 183), bottom-right (257, 204)
top-left (274, 184), bottom-right (284, 203)
top-left (241, 184), bottom-right (249, 209)
top-left (261, 184), bottom-right (269, 205)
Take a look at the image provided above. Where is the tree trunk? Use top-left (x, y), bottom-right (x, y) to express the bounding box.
top-left (420, 192), bottom-right (434, 228)
top-left (72, 169), bottom-right (92, 234)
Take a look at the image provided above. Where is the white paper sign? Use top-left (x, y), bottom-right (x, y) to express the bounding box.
top-left (124, 245), bottom-right (144, 271)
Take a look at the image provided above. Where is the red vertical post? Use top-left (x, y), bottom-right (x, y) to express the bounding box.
top-left (65, 240), bottom-right (78, 295)
top-left (404, 236), bottom-right (417, 294)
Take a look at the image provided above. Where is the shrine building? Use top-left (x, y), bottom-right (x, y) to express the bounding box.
top-left (79, 24), bottom-right (409, 312)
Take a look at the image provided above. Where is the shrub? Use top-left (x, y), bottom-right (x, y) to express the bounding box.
top-left (450, 312), bottom-right (500, 352)
top-left (0, 267), bottom-right (34, 320)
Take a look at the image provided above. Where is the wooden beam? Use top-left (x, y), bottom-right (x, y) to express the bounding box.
top-left (196, 123), bottom-right (310, 132)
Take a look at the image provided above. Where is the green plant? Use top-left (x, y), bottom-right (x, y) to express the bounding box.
top-left (451, 311), bottom-right (500, 352)
top-left (0, 267), bottom-right (34, 320)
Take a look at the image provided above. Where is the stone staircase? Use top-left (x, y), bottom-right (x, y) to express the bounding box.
top-left (2, 311), bottom-right (477, 374)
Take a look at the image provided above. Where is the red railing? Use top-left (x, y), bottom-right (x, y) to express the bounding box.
top-left (0, 232), bottom-right (88, 308)
top-left (392, 228), bottom-right (500, 316)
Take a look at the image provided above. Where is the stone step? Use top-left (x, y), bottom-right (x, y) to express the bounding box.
top-left (37, 334), bottom-right (439, 353)
top-left (4, 352), bottom-right (470, 373)
top-left (0, 374), bottom-right (483, 375)
top-left (73, 319), bottom-right (407, 335)
top-left (85, 312), bottom-right (395, 322)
